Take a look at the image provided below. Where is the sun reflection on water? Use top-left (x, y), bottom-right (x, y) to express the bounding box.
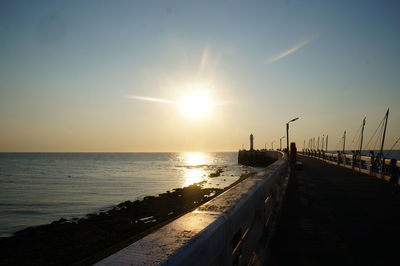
top-left (183, 152), bottom-right (208, 166)
top-left (181, 152), bottom-right (210, 187)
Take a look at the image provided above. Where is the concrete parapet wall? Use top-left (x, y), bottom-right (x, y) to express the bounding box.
top-left (96, 151), bottom-right (288, 266)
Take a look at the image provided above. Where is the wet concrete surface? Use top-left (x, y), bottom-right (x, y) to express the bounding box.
top-left (270, 155), bottom-right (400, 266)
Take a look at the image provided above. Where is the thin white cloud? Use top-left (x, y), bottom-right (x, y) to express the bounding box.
top-left (266, 38), bottom-right (314, 64)
top-left (200, 46), bottom-right (211, 70)
top-left (127, 95), bottom-right (178, 104)
top-left (127, 95), bottom-right (235, 106)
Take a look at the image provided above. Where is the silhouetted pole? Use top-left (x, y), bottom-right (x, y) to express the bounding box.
top-left (250, 134), bottom-right (254, 151)
top-left (343, 131), bottom-right (346, 154)
top-left (326, 135), bottom-right (328, 152)
top-left (357, 118), bottom-right (366, 169)
top-left (271, 141), bottom-right (275, 150)
top-left (379, 109), bottom-right (389, 175)
top-left (286, 124), bottom-right (289, 153)
top-left (322, 135), bottom-right (325, 150)
top-left (380, 108), bottom-right (389, 156)
top-left (359, 118), bottom-right (366, 157)
top-left (286, 117), bottom-right (299, 155)
top-left (280, 136), bottom-right (285, 150)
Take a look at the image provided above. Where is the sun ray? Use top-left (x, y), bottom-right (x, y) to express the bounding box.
top-left (127, 89), bottom-right (234, 119)
top-left (127, 95), bottom-right (178, 104)
top-left (179, 90), bottom-right (214, 118)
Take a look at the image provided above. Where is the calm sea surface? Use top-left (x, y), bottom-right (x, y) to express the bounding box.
top-left (0, 152), bottom-right (252, 237)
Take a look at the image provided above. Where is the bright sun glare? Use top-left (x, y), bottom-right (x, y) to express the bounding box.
top-left (182, 152), bottom-right (209, 186)
top-left (179, 90), bottom-right (213, 118)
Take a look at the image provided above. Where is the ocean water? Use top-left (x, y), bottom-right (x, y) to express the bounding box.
top-left (0, 152), bottom-right (252, 237)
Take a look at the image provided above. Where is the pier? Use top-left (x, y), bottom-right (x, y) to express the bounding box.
top-left (270, 154), bottom-right (400, 265)
top-left (95, 149), bottom-right (400, 265)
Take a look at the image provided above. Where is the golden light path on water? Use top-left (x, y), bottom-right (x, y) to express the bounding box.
top-left (181, 152), bottom-right (210, 187)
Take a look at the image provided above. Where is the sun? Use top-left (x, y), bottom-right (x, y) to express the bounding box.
top-left (179, 90), bottom-right (214, 118)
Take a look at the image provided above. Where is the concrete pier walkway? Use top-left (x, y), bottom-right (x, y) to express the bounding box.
top-left (270, 155), bottom-right (400, 266)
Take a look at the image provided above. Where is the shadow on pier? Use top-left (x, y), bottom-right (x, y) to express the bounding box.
top-left (269, 155), bottom-right (400, 266)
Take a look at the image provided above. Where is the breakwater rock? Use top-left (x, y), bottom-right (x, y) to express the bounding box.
top-left (0, 184), bottom-right (224, 266)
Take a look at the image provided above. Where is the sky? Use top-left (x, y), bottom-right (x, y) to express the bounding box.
top-left (0, 0), bottom-right (399, 152)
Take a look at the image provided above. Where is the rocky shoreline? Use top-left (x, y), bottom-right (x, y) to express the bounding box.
top-left (0, 172), bottom-right (255, 266)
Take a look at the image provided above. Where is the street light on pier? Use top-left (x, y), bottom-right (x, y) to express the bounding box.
top-left (280, 136), bottom-right (285, 151)
top-left (271, 140), bottom-right (275, 150)
top-left (286, 117), bottom-right (299, 155)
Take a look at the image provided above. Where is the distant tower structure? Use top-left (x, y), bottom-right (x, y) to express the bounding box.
top-left (250, 134), bottom-right (254, 151)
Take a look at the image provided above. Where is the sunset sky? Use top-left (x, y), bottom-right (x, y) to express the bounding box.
top-left (1, 1), bottom-right (399, 152)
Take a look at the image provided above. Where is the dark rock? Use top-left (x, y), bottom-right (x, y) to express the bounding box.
top-left (0, 183), bottom-right (227, 265)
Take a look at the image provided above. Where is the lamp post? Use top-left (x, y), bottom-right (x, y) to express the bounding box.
top-left (271, 140), bottom-right (275, 150)
top-left (286, 117), bottom-right (299, 155)
top-left (280, 136), bottom-right (285, 151)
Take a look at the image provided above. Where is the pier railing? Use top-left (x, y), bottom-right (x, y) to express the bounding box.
top-left (96, 151), bottom-right (288, 266)
top-left (301, 150), bottom-right (399, 181)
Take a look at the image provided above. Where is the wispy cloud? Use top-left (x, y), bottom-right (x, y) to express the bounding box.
top-left (266, 38), bottom-right (314, 64)
top-left (200, 46), bottom-right (211, 70)
top-left (127, 95), bottom-right (235, 106)
top-left (127, 95), bottom-right (178, 104)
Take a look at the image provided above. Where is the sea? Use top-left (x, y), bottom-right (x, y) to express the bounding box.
top-left (0, 152), bottom-right (254, 237)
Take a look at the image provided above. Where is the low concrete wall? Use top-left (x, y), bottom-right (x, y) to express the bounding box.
top-left (264, 150), bottom-right (284, 161)
top-left (96, 151), bottom-right (288, 266)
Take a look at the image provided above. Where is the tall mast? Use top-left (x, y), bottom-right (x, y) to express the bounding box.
top-left (317, 136), bottom-right (320, 150)
top-left (326, 135), bottom-right (328, 152)
top-left (343, 131), bottom-right (346, 153)
top-left (359, 117), bottom-right (366, 156)
top-left (380, 108), bottom-right (389, 156)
